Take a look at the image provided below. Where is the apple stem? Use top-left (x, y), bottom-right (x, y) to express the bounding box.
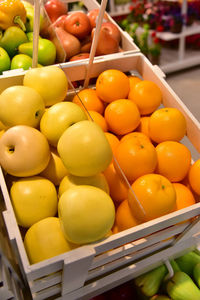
top-left (7, 145), bottom-right (15, 154)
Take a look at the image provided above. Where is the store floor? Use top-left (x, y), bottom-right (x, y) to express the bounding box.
top-left (165, 66), bottom-right (200, 160)
top-left (166, 66), bottom-right (200, 121)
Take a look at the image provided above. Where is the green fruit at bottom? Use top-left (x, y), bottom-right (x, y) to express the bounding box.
top-left (167, 271), bottom-right (200, 300)
top-left (134, 264), bottom-right (168, 297)
top-left (18, 39), bottom-right (56, 66)
top-left (0, 47), bottom-right (10, 74)
top-left (175, 251), bottom-right (200, 276)
top-left (11, 54), bottom-right (42, 70)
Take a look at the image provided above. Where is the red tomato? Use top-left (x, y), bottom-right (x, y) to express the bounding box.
top-left (69, 53), bottom-right (90, 61)
top-left (45, 0), bottom-right (68, 23)
top-left (64, 12), bottom-right (91, 39)
top-left (87, 9), bottom-right (109, 28)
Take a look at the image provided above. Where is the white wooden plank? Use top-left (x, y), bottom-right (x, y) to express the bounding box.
top-left (90, 220), bottom-right (190, 270)
top-left (61, 246), bottom-right (95, 295)
top-left (30, 272), bottom-right (61, 293)
top-left (60, 238), bottom-right (197, 300)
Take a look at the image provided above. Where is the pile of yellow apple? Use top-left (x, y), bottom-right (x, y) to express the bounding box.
top-left (0, 66), bottom-right (115, 264)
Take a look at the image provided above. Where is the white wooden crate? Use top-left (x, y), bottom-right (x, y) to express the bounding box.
top-left (0, 0), bottom-right (139, 80)
top-left (0, 53), bottom-right (200, 300)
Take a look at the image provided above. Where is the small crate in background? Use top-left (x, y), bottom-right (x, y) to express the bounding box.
top-left (42, 0), bottom-right (140, 55)
top-left (0, 0), bottom-right (139, 80)
top-left (0, 53), bottom-right (200, 300)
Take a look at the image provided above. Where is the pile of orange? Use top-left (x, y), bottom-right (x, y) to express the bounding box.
top-left (72, 69), bottom-right (198, 233)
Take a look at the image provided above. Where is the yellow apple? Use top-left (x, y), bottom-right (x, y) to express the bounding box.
top-left (57, 120), bottom-right (112, 177)
top-left (10, 176), bottom-right (58, 228)
top-left (23, 66), bottom-right (68, 107)
top-left (0, 86), bottom-right (45, 128)
top-left (58, 185), bottom-right (115, 244)
top-left (24, 217), bottom-right (79, 264)
top-left (40, 101), bottom-right (87, 147)
top-left (58, 172), bottom-right (109, 197)
top-left (40, 147), bottom-right (68, 186)
top-left (0, 125), bottom-right (50, 177)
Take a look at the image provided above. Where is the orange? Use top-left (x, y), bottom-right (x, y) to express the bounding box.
top-left (104, 132), bottom-right (120, 154)
top-left (96, 69), bottom-right (130, 103)
top-left (112, 224), bottom-right (119, 234)
top-left (88, 110), bottom-right (108, 132)
top-left (120, 131), bottom-right (150, 143)
top-left (72, 88), bottom-right (105, 114)
top-left (104, 99), bottom-right (140, 135)
top-left (188, 159), bottom-right (200, 195)
top-left (137, 116), bottom-right (151, 139)
top-left (104, 162), bottom-right (129, 203)
top-left (128, 173), bottom-right (176, 222)
top-left (156, 141), bottom-right (191, 182)
top-left (149, 107), bottom-right (187, 144)
top-left (114, 135), bottom-right (157, 182)
top-left (128, 75), bottom-right (142, 98)
top-left (128, 80), bottom-right (162, 115)
top-left (172, 183), bottom-right (196, 210)
top-left (115, 199), bottom-right (140, 232)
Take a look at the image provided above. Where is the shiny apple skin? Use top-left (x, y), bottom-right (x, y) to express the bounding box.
top-left (58, 185), bottom-right (115, 244)
top-left (0, 125), bottom-right (50, 177)
top-left (57, 120), bottom-right (112, 177)
top-left (0, 86), bottom-right (45, 128)
top-left (10, 176), bottom-right (58, 228)
top-left (40, 101), bottom-right (87, 147)
top-left (64, 12), bottom-right (91, 39)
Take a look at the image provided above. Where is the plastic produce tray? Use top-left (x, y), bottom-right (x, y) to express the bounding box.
top-left (0, 53), bottom-right (200, 300)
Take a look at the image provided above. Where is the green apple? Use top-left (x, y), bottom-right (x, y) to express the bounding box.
top-left (23, 66), bottom-right (68, 107)
top-left (40, 102), bottom-right (87, 147)
top-left (18, 39), bottom-right (56, 66)
top-left (11, 54), bottom-right (42, 70)
top-left (0, 47), bottom-right (10, 74)
top-left (58, 173), bottom-right (109, 197)
top-left (40, 147), bottom-right (68, 186)
top-left (10, 176), bottom-right (58, 228)
top-left (26, 32), bottom-right (42, 42)
top-left (57, 120), bottom-right (112, 177)
top-left (24, 217), bottom-right (78, 264)
top-left (0, 86), bottom-right (45, 128)
top-left (0, 125), bottom-right (50, 177)
top-left (58, 185), bottom-right (115, 244)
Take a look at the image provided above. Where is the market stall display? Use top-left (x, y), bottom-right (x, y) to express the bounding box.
top-left (0, 53), bottom-right (200, 300)
top-left (0, 1), bottom-right (200, 300)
